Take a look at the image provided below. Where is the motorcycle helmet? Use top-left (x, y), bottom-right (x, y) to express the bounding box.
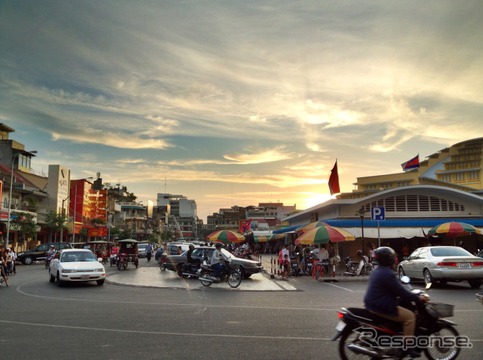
top-left (356, 250), bottom-right (363, 256)
top-left (215, 242), bottom-right (223, 249)
top-left (373, 246), bottom-right (396, 266)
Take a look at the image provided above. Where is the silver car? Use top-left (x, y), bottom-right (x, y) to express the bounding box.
top-left (398, 246), bottom-right (483, 289)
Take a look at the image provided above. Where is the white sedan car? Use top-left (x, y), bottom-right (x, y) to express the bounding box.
top-left (49, 249), bottom-right (106, 287)
top-left (398, 246), bottom-right (483, 288)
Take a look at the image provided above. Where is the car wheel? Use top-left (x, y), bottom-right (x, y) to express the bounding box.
top-left (468, 280), bottom-right (481, 289)
top-left (24, 256), bottom-right (33, 265)
top-left (56, 272), bottom-right (63, 287)
top-left (423, 269), bottom-right (434, 287)
top-left (398, 266), bottom-right (406, 279)
top-left (97, 279), bottom-right (105, 286)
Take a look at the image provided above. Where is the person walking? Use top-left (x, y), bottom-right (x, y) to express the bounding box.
top-left (0, 249), bottom-right (9, 287)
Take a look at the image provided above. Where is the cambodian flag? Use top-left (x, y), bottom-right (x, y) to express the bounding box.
top-left (401, 154), bottom-right (420, 171)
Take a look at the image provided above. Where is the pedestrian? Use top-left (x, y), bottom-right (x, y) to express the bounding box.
top-left (368, 243), bottom-right (376, 263)
top-left (11, 248), bottom-right (17, 274)
top-left (278, 244), bottom-right (290, 279)
top-left (0, 249), bottom-right (9, 287)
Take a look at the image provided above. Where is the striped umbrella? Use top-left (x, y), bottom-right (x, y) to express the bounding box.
top-left (253, 233), bottom-right (285, 243)
top-left (295, 224), bottom-right (355, 245)
top-left (296, 221), bottom-right (329, 235)
top-left (206, 230), bottom-right (246, 244)
top-left (428, 222), bottom-right (481, 237)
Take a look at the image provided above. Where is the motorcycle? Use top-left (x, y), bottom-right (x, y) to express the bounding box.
top-left (303, 252), bottom-right (318, 276)
top-left (332, 276), bottom-right (460, 360)
top-left (290, 253), bottom-right (300, 277)
top-left (109, 254), bottom-right (118, 267)
top-left (344, 255), bottom-right (372, 276)
top-left (146, 252), bottom-right (152, 262)
top-left (178, 261), bottom-right (201, 278)
top-left (477, 292), bottom-right (483, 306)
top-left (45, 252), bottom-right (55, 269)
top-left (198, 259), bottom-right (242, 288)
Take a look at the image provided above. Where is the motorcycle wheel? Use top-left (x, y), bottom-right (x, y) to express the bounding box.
top-left (199, 270), bottom-right (212, 287)
top-left (178, 265), bottom-right (188, 279)
top-left (228, 268), bottom-right (242, 288)
top-left (424, 325), bottom-right (460, 360)
top-left (338, 330), bottom-right (373, 360)
top-left (117, 260), bottom-right (122, 271)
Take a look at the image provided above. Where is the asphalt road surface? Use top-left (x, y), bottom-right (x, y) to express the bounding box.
top-left (1, 261), bottom-right (481, 360)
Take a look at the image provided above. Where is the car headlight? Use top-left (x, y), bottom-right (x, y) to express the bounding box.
top-left (62, 269), bottom-right (74, 273)
top-left (95, 268), bottom-right (104, 272)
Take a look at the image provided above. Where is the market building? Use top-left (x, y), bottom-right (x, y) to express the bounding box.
top-left (281, 138), bottom-right (483, 258)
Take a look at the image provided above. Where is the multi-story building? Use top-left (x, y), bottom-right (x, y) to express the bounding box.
top-left (343, 137), bottom-right (483, 199)
top-left (0, 123), bottom-right (46, 249)
top-left (157, 193), bottom-right (197, 240)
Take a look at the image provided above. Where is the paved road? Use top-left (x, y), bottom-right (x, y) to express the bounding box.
top-left (1, 260), bottom-right (481, 360)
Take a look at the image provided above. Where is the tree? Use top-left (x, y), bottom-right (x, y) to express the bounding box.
top-left (11, 213), bottom-right (37, 244)
top-left (45, 211), bottom-right (66, 241)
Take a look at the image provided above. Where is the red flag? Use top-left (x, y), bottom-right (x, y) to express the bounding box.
top-left (401, 154), bottom-right (420, 171)
top-left (239, 219), bottom-right (252, 234)
top-left (328, 160), bottom-right (340, 195)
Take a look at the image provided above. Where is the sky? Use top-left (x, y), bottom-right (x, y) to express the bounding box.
top-left (1, 1), bottom-right (482, 222)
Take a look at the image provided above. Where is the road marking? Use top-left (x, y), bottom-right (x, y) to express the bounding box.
top-left (1, 319), bottom-right (481, 342)
top-left (323, 282), bottom-right (354, 292)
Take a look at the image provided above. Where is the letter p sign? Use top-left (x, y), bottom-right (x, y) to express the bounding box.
top-left (371, 207), bottom-right (385, 221)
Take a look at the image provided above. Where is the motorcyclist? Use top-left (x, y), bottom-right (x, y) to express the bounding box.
top-left (146, 243), bottom-right (153, 261)
top-left (210, 242), bottom-right (227, 280)
top-left (186, 244), bottom-right (200, 267)
top-left (47, 245), bottom-right (56, 260)
top-left (364, 246), bottom-right (428, 358)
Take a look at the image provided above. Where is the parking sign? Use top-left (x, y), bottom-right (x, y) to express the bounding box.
top-left (371, 206), bottom-right (385, 221)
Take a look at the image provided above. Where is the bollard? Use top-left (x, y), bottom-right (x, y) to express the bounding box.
top-left (270, 257), bottom-right (275, 278)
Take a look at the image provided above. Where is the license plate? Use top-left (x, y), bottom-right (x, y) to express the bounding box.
top-left (81, 275), bottom-right (90, 280)
top-left (458, 263), bottom-right (471, 268)
top-left (336, 321), bottom-right (346, 331)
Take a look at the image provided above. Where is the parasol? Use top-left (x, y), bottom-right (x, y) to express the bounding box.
top-left (428, 221), bottom-right (481, 237)
top-left (427, 221), bottom-right (481, 245)
top-left (295, 224), bottom-right (356, 245)
top-left (206, 230), bottom-right (246, 244)
top-left (296, 221), bottom-right (329, 234)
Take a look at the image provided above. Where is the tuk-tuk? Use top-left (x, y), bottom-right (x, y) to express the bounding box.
top-left (116, 239), bottom-right (139, 270)
top-left (86, 241), bottom-right (114, 264)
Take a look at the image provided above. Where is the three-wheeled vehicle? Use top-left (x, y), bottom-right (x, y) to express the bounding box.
top-left (116, 239), bottom-right (139, 270)
top-left (86, 240), bottom-right (114, 264)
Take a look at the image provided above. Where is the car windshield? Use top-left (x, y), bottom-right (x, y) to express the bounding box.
top-left (430, 247), bottom-right (472, 257)
top-left (61, 251), bottom-right (97, 262)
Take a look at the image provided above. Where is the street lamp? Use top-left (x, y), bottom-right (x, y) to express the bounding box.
top-left (6, 150), bottom-right (37, 249)
top-left (357, 206), bottom-right (366, 254)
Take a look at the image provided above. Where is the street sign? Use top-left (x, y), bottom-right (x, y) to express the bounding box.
top-left (371, 206), bottom-right (385, 221)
